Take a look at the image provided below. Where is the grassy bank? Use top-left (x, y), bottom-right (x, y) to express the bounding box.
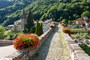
top-left (79, 44), bottom-right (90, 56)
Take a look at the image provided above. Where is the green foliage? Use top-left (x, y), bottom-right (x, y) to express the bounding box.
top-left (1, 0), bottom-right (90, 25)
top-left (81, 11), bottom-right (90, 18)
top-left (0, 26), bottom-right (5, 39)
top-left (29, 26), bottom-right (35, 33)
top-left (35, 21), bottom-right (43, 36)
top-left (71, 33), bottom-right (90, 39)
top-left (40, 22), bottom-right (43, 35)
top-left (4, 30), bottom-right (12, 36)
top-left (79, 44), bottom-right (90, 56)
top-left (24, 10), bottom-right (34, 33)
top-left (4, 30), bottom-right (18, 40)
top-left (35, 21), bottom-right (39, 35)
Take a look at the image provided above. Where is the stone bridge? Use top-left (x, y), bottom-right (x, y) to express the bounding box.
top-left (0, 25), bottom-right (90, 60)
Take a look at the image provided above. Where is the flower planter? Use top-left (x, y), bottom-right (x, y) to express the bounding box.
top-left (50, 23), bottom-right (55, 28)
top-left (13, 33), bottom-right (40, 50)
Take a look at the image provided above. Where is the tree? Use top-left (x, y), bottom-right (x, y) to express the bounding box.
top-left (24, 10), bottom-right (34, 33)
top-left (35, 21), bottom-right (39, 36)
top-left (81, 11), bottom-right (90, 18)
top-left (35, 21), bottom-right (43, 36)
top-left (40, 22), bottom-right (43, 35)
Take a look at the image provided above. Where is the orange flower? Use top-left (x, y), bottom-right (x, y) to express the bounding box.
top-left (13, 33), bottom-right (40, 50)
top-left (62, 27), bottom-right (72, 36)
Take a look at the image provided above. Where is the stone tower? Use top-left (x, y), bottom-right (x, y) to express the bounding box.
top-left (20, 9), bottom-right (27, 32)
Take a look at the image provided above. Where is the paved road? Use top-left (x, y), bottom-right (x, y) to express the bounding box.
top-left (31, 26), bottom-right (63, 60)
top-left (0, 45), bottom-right (17, 58)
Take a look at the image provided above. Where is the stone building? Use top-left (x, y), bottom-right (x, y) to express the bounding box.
top-left (75, 17), bottom-right (90, 28)
top-left (14, 10), bottom-right (27, 32)
top-left (9, 9), bottom-right (52, 32)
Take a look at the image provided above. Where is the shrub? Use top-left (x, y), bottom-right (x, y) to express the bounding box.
top-left (35, 21), bottom-right (39, 35)
top-left (30, 26), bottom-right (35, 33)
top-left (4, 30), bottom-right (12, 36)
top-left (35, 21), bottom-right (43, 36)
top-left (62, 27), bottom-right (72, 36)
top-left (0, 26), bottom-right (5, 39)
top-left (4, 30), bottom-right (17, 40)
top-left (71, 33), bottom-right (90, 39)
top-left (13, 33), bottom-right (40, 50)
top-left (40, 22), bottom-right (43, 35)
top-left (81, 11), bottom-right (90, 18)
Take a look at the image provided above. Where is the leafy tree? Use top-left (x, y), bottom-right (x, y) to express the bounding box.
top-left (0, 26), bottom-right (5, 39)
top-left (81, 11), bottom-right (90, 18)
top-left (1, 0), bottom-right (90, 26)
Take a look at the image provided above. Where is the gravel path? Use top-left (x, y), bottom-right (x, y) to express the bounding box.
top-left (31, 26), bottom-right (63, 60)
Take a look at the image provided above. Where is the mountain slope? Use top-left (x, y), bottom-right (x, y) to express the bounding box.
top-left (0, 0), bottom-right (36, 26)
top-left (0, 0), bottom-right (13, 8)
top-left (0, 0), bottom-right (90, 26)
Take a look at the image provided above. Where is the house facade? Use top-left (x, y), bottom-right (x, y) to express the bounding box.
top-left (13, 10), bottom-right (27, 32)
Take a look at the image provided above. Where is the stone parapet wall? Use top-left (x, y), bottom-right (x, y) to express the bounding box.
top-left (0, 40), bottom-right (13, 46)
top-left (60, 25), bottom-right (90, 60)
top-left (0, 27), bottom-right (55, 60)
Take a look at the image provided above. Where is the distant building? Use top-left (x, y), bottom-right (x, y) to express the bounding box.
top-left (13, 9), bottom-right (27, 32)
top-left (7, 25), bottom-right (14, 30)
top-left (8, 9), bottom-right (52, 32)
top-left (75, 17), bottom-right (90, 28)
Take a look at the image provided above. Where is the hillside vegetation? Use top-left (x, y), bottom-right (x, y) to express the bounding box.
top-left (0, 0), bottom-right (90, 26)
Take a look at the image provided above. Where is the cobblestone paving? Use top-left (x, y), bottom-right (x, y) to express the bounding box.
top-left (31, 26), bottom-right (64, 60)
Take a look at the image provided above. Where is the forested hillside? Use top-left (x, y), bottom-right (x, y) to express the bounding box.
top-left (0, 0), bottom-right (13, 8)
top-left (0, 0), bottom-right (90, 26)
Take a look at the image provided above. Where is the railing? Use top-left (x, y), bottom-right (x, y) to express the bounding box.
top-left (0, 40), bottom-right (13, 47)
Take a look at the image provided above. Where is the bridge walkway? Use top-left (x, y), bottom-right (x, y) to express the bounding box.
top-left (30, 26), bottom-right (64, 60)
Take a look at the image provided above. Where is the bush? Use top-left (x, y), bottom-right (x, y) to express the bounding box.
top-left (4, 30), bottom-right (17, 40)
top-left (62, 27), bottom-right (72, 36)
top-left (35, 21), bottom-right (43, 36)
top-left (81, 11), bottom-right (90, 18)
top-left (13, 33), bottom-right (40, 50)
top-left (30, 26), bottom-right (35, 33)
top-left (0, 26), bottom-right (5, 39)
top-left (35, 21), bottom-right (39, 35)
top-left (71, 33), bottom-right (90, 39)
top-left (40, 22), bottom-right (43, 35)
top-left (4, 30), bottom-right (12, 36)
top-left (79, 44), bottom-right (90, 56)
top-left (71, 33), bottom-right (81, 38)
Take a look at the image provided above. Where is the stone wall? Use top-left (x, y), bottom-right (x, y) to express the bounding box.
top-left (0, 27), bottom-right (55, 60)
top-left (60, 25), bottom-right (90, 60)
top-left (0, 40), bottom-right (13, 46)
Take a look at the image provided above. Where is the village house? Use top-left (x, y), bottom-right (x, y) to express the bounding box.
top-left (8, 10), bottom-right (52, 32)
top-left (75, 17), bottom-right (90, 28)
